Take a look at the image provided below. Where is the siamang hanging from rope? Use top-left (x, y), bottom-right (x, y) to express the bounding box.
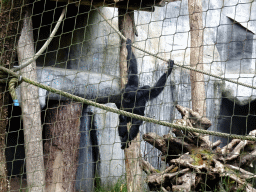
top-left (118, 38), bottom-right (174, 149)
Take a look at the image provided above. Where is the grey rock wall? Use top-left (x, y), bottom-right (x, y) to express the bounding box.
top-left (91, 103), bottom-right (125, 185)
top-left (75, 104), bottom-right (124, 191)
top-left (68, 8), bottom-right (120, 76)
top-left (15, 67), bottom-right (120, 109)
top-left (75, 107), bottom-right (95, 192)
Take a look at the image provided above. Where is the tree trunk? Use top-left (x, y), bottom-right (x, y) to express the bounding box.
top-left (17, 11), bottom-right (46, 192)
top-left (0, 1), bottom-right (24, 191)
top-left (118, 9), bottom-right (142, 192)
top-left (44, 101), bottom-right (82, 192)
top-left (188, 0), bottom-right (206, 116)
top-left (0, 87), bottom-right (9, 192)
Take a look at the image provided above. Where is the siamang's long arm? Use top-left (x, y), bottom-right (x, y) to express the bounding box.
top-left (147, 60), bottom-right (174, 100)
top-left (126, 39), bottom-right (138, 88)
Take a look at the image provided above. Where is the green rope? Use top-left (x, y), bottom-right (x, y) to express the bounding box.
top-left (8, 78), bottom-right (19, 101)
top-left (1, 65), bottom-right (256, 141)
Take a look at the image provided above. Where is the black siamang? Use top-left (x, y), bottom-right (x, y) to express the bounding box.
top-left (118, 38), bottom-right (174, 149)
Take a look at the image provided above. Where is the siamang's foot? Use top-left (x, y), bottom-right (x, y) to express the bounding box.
top-left (121, 138), bottom-right (130, 150)
top-left (121, 141), bottom-right (130, 150)
top-left (168, 59), bottom-right (174, 69)
top-left (126, 38), bottom-right (132, 49)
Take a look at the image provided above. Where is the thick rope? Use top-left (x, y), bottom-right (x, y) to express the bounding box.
top-left (95, 7), bottom-right (256, 90)
top-left (1, 65), bottom-right (256, 141)
top-left (8, 78), bottom-right (19, 106)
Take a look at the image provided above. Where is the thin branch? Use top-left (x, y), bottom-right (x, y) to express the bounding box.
top-left (147, 168), bottom-right (190, 186)
top-left (226, 164), bottom-right (256, 179)
top-left (141, 159), bottom-right (158, 175)
top-left (162, 164), bottom-right (175, 174)
top-left (225, 140), bottom-right (248, 161)
top-left (212, 140), bottom-right (222, 149)
top-left (221, 139), bottom-right (241, 155)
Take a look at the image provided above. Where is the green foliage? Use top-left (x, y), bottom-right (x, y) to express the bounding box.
top-left (218, 176), bottom-right (247, 192)
top-left (191, 149), bottom-right (214, 166)
top-left (1, 0), bottom-right (10, 5)
top-left (94, 176), bottom-right (127, 192)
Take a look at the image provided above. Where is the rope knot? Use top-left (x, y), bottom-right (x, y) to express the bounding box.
top-left (8, 78), bottom-right (20, 106)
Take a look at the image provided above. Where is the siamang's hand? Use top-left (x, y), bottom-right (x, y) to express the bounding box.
top-left (168, 59), bottom-right (174, 69)
top-left (126, 38), bottom-right (132, 49)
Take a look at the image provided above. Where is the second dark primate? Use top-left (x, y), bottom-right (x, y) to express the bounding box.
top-left (118, 39), bottom-right (174, 149)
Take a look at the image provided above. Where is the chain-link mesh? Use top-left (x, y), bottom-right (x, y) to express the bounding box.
top-left (1, 0), bottom-right (256, 191)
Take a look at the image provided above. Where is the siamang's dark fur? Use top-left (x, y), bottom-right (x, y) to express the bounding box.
top-left (118, 38), bottom-right (174, 149)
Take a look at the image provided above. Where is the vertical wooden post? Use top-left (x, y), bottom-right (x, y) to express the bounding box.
top-left (188, 0), bottom-right (206, 117)
top-left (0, 1), bottom-right (24, 190)
top-left (44, 101), bottom-right (82, 192)
top-left (0, 84), bottom-right (9, 192)
top-left (118, 9), bottom-right (142, 192)
top-left (17, 11), bottom-right (46, 192)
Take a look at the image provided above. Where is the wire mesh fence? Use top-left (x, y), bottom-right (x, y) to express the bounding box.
top-left (1, 0), bottom-right (256, 191)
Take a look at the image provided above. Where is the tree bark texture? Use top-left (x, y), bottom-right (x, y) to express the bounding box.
top-left (188, 0), bottom-right (206, 116)
top-left (0, 1), bottom-right (25, 191)
top-left (17, 11), bottom-right (46, 192)
top-left (44, 101), bottom-right (82, 192)
top-left (0, 86), bottom-right (9, 192)
top-left (118, 9), bottom-right (143, 192)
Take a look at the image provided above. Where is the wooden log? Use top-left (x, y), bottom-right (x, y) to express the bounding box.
top-left (164, 134), bottom-right (193, 154)
top-left (147, 168), bottom-right (189, 190)
top-left (0, 85), bottom-right (9, 192)
top-left (170, 154), bottom-right (206, 173)
top-left (172, 128), bottom-right (195, 144)
top-left (143, 132), bottom-right (168, 154)
top-left (0, 0), bottom-right (25, 190)
top-left (44, 101), bottom-right (82, 192)
top-left (143, 132), bottom-right (193, 162)
top-left (174, 105), bottom-right (212, 148)
top-left (175, 105), bottom-right (211, 129)
top-left (188, 0), bottom-right (206, 117)
top-left (118, 9), bottom-right (142, 192)
top-left (17, 11), bottom-right (46, 192)
top-left (141, 159), bottom-right (158, 175)
top-left (172, 172), bottom-right (196, 192)
top-left (236, 149), bottom-right (256, 167)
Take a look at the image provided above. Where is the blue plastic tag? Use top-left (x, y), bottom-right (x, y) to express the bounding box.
top-left (13, 99), bottom-right (19, 106)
